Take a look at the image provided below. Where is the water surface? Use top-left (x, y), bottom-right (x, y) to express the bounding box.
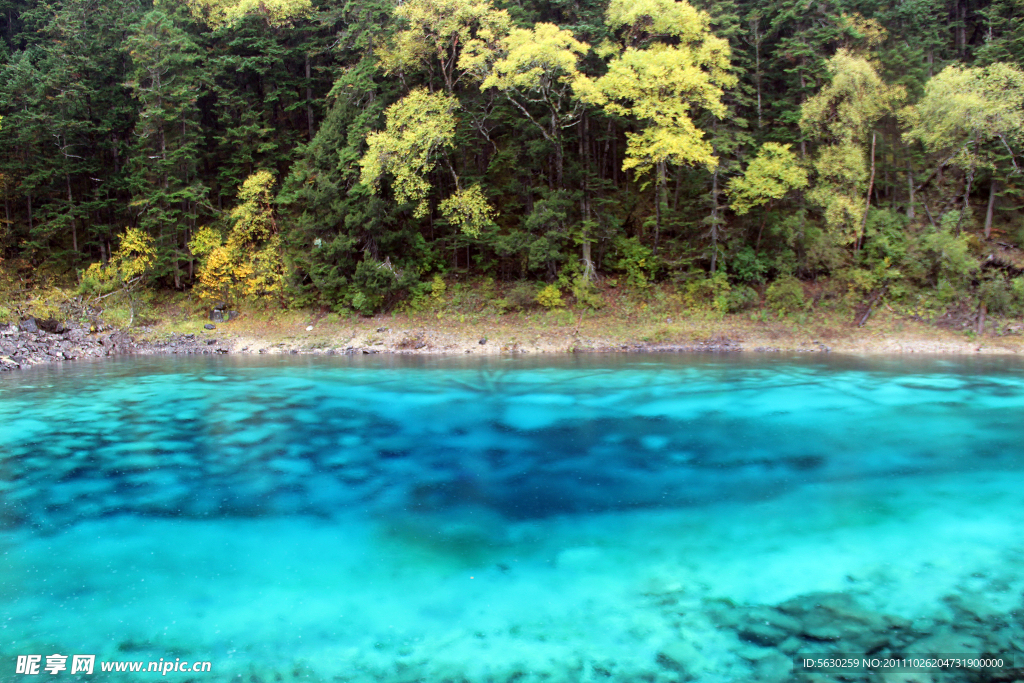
top-left (2, 354), bottom-right (1023, 681)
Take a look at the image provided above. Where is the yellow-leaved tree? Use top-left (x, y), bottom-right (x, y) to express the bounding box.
top-left (79, 227), bottom-right (157, 327)
top-left (359, 89), bottom-right (496, 237)
top-left (361, 0), bottom-right (509, 238)
top-left (575, 0), bottom-right (735, 254)
top-left (190, 170), bottom-right (286, 307)
top-left (728, 142), bottom-right (809, 248)
top-left (901, 62), bottom-right (1024, 236)
top-left (800, 49), bottom-right (905, 250)
top-left (182, 0), bottom-right (310, 28)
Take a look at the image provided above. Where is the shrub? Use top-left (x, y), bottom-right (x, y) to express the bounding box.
top-left (609, 236), bottom-right (656, 288)
top-left (726, 285), bottom-right (760, 313)
top-left (979, 275), bottom-right (1016, 316)
top-left (348, 257), bottom-right (417, 315)
top-left (729, 246), bottom-right (770, 285)
top-left (766, 276), bottom-right (806, 314)
top-left (571, 276), bottom-right (604, 309)
top-left (681, 271), bottom-right (730, 314)
top-left (431, 275), bottom-right (446, 301)
top-left (536, 284), bottom-right (564, 309)
top-left (500, 281), bottom-right (538, 311)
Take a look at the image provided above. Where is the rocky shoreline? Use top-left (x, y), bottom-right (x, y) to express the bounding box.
top-left (4, 308), bottom-right (1024, 373)
top-left (0, 318), bottom-right (230, 372)
top-left (0, 316), bottom-right (759, 373)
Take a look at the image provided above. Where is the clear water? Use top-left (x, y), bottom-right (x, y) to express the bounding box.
top-left (1, 354), bottom-right (1023, 682)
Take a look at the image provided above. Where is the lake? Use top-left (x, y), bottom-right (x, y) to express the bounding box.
top-left (1, 354), bottom-right (1022, 682)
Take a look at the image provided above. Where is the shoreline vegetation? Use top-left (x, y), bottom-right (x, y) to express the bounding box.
top-left (4, 276), bottom-right (1024, 372)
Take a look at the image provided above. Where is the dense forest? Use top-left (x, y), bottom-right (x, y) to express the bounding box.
top-left (2, 0), bottom-right (1024, 319)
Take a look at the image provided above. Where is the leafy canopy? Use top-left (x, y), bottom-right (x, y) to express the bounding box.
top-left (182, 0), bottom-right (311, 27)
top-left (801, 49), bottom-right (905, 145)
top-left (800, 50), bottom-right (905, 243)
top-left (902, 62), bottom-right (1024, 173)
top-left (728, 143), bottom-right (809, 214)
top-left (381, 0), bottom-right (511, 92)
top-left (576, 0), bottom-right (735, 174)
top-left (468, 22), bottom-right (588, 95)
top-left (189, 171), bottom-right (286, 304)
top-left (359, 89), bottom-right (459, 219)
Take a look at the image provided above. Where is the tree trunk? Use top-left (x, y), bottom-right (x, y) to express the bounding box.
top-left (305, 53), bottom-right (315, 140)
top-left (752, 17), bottom-right (763, 128)
top-left (977, 302), bottom-right (987, 336)
top-left (858, 130), bottom-right (876, 252)
top-left (984, 179), bottom-right (997, 239)
top-left (906, 153), bottom-right (916, 220)
top-left (654, 160), bottom-right (666, 257)
top-left (579, 110), bottom-right (594, 281)
top-left (66, 173), bottom-right (77, 252)
top-left (710, 167), bottom-right (720, 273)
top-left (956, 134), bottom-right (980, 236)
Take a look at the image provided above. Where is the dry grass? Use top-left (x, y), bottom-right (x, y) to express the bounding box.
top-left (135, 282), bottom-right (1024, 358)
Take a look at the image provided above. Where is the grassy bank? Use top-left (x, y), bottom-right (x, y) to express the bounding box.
top-left (4, 266), bottom-right (1024, 358)
top-left (137, 280), bottom-right (1024, 357)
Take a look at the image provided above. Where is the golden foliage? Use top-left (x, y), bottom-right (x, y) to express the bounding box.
top-left (575, 0), bottom-right (734, 175)
top-left (183, 0), bottom-right (311, 28)
top-left (189, 172), bottom-right (286, 305)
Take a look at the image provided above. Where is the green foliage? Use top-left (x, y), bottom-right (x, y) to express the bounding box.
top-left (576, 0), bottom-right (735, 178)
top-left (439, 185), bottom-right (497, 237)
top-left (577, 41), bottom-right (735, 175)
top-left (728, 246), bottom-right (770, 285)
top-left (609, 236), bottom-right (656, 288)
top-left (765, 276), bottom-right (806, 314)
top-left (535, 283), bottom-right (565, 309)
top-left (499, 281), bottom-right (538, 311)
top-left (726, 284), bottom-right (760, 313)
top-left (431, 275), bottom-right (447, 301)
top-left (381, 0), bottom-right (511, 92)
top-left (184, 0), bottom-right (311, 27)
top-left (79, 228), bottom-right (157, 296)
top-left (470, 22), bottom-right (587, 94)
top-left (5, 0), bottom-right (1024, 324)
top-left (905, 215), bottom-right (977, 292)
top-left (360, 89), bottom-right (459, 218)
top-left (902, 62), bottom-right (1024, 177)
top-left (978, 274), bottom-right (1018, 316)
top-left (349, 257), bottom-right (418, 314)
top-left (801, 50), bottom-right (905, 244)
top-left (78, 227), bottom-right (157, 327)
top-left (681, 271), bottom-right (731, 313)
top-left (570, 276), bottom-right (604, 309)
top-left (728, 143), bottom-right (808, 215)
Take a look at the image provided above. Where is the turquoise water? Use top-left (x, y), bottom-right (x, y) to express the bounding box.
top-left (1, 354), bottom-right (1024, 682)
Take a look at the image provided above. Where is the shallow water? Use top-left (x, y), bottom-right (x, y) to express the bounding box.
top-left (1, 354), bottom-right (1023, 682)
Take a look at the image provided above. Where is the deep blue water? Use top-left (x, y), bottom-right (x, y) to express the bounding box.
top-left (1, 354), bottom-right (1023, 682)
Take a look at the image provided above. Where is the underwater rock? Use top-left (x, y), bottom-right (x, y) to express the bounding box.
top-left (903, 627), bottom-right (984, 659)
top-left (777, 592), bottom-right (908, 651)
top-left (656, 640), bottom-right (705, 679)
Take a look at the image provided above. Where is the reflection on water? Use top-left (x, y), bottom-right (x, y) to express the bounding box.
top-left (1, 354), bottom-right (1023, 682)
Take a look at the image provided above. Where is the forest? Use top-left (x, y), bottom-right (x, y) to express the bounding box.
top-left (1, 0), bottom-right (1024, 322)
